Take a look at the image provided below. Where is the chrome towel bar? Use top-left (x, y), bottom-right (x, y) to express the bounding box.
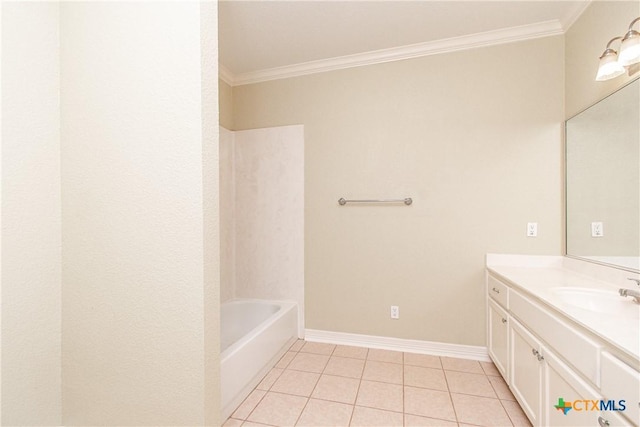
top-left (338, 197), bottom-right (412, 206)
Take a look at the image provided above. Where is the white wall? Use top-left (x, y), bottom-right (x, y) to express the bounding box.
top-left (59, 2), bottom-right (218, 425)
top-left (200, 3), bottom-right (221, 424)
top-left (1, 3), bottom-right (62, 425)
top-left (233, 36), bottom-right (564, 346)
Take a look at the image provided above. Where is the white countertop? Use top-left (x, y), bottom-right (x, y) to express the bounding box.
top-left (486, 254), bottom-right (640, 362)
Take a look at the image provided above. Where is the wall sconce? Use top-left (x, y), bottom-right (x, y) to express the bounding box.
top-left (596, 17), bottom-right (640, 81)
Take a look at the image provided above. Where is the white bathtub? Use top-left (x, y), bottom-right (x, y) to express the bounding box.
top-left (221, 299), bottom-right (298, 420)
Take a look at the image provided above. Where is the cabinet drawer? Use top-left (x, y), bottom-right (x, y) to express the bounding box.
top-left (488, 274), bottom-right (508, 308)
top-left (600, 352), bottom-right (639, 426)
top-left (510, 290), bottom-right (601, 386)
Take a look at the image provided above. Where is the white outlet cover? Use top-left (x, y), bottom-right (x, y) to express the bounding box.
top-left (527, 222), bottom-right (537, 237)
top-left (591, 222), bottom-right (604, 237)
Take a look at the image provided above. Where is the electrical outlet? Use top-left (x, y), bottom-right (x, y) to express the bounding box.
top-left (390, 305), bottom-right (399, 319)
top-left (527, 222), bottom-right (538, 237)
top-left (591, 222), bottom-right (604, 237)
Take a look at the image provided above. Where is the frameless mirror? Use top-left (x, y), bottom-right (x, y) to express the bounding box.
top-left (566, 78), bottom-right (640, 272)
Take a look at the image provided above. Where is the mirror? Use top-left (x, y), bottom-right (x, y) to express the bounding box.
top-left (566, 78), bottom-right (640, 272)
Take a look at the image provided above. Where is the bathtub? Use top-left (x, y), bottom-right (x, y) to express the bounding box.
top-left (221, 299), bottom-right (298, 420)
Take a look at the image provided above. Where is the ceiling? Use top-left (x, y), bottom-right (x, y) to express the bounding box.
top-left (219, 1), bottom-right (589, 85)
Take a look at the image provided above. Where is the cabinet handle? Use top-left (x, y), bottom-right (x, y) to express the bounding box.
top-left (491, 287), bottom-right (500, 294)
top-left (501, 318), bottom-right (507, 324)
top-left (598, 416), bottom-right (610, 427)
top-left (531, 348), bottom-right (544, 361)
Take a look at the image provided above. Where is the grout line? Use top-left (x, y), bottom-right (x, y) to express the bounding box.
top-left (401, 350), bottom-right (405, 427)
top-left (292, 341), bottom-right (334, 426)
top-left (441, 363), bottom-right (459, 425)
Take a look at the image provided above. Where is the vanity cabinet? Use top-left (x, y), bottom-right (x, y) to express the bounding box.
top-left (486, 272), bottom-right (639, 427)
top-left (543, 346), bottom-right (602, 427)
top-left (510, 318), bottom-right (543, 425)
top-left (487, 299), bottom-right (509, 378)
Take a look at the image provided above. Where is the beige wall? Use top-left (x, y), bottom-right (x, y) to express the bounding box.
top-left (60, 2), bottom-right (219, 425)
top-left (1, 3), bottom-right (62, 425)
top-left (565, 1), bottom-right (640, 118)
top-left (233, 36), bottom-right (564, 346)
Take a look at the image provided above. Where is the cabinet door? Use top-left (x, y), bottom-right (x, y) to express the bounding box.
top-left (510, 318), bottom-right (542, 426)
top-left (488, 299), bottom-right (509, 378)
top-left (543, 347), bottom-right (602, 426)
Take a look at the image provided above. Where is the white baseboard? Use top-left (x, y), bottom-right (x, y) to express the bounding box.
top-left (305, 329), bottom-right (490, 362)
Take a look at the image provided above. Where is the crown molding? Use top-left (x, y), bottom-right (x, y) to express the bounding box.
top-left (222, 19), bottom-right (564, 87)
top-left (218, 63), bottom-right (234, 86)
top-left (560, 1), bottom-right (591, 32)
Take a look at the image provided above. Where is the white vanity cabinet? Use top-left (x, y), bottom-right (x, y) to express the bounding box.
top-left (488, 298), bottom-right (509, 378)
top-left (486, 271), bottom-right (640, 427)
top-left (543, 347), bottom-right (603, 427)
top-left (510, 317), bottom-right (543, 425)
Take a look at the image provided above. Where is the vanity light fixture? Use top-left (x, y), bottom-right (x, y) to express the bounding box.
top-left (595, 17), bottom-right (640, 81)
top-left (619, 17), bottom-right (640, 66)
top-left (595, 37), bottom-right (625, 81)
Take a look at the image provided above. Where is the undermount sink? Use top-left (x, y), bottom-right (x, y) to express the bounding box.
top-left (550, 287), bottom-right (640, 317)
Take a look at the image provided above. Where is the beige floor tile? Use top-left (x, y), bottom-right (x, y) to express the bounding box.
top-left (295, 398), bottom-right (353, 427)
top-left (257, 368), bottom-right (285, 391)
top-left (300, 341), bottom-right (336, 356)
top-left (404, 386), bottom-right (456, 421)
top-left (404, 353), bottom-right (442, 369)
top-left (311, 374), bottom-right (360, 404)
top-left (441, 357), bottom-right (484, 374)
top-left (288, 352), bottom-right (330, 373)
top-left (276, 351), bottom-right (297, 369)
top-left (404, 365), bottom-right (448, 391)
top-left (242, 421), bottom-right (275, 427)
top-left (323, 356), bottom-right (365, 379)
top-left (502, 400), bottom-right (532, 426)
top-left (222, 418), bottom-right (243, 426)
top-left (270, 369), bottom-right (320, 397)
top-left (445, 371), bottom-right (497, 398)
top-left (362, 360), bottom-right (403, 384)
top-left (289, 340), bottom-right (305, 352)
top-left (488, 375), bottom-right (516, 401)
top-left (480, 361), bottom-right (501, 376)
top-left (367, 348), bottom-right (403, 364)
top-left (332, 345), bottom-right (368, 360)
top-left (350, 406), bottom-right (403, 427)
top-left (355, 380), bottom-right (403, 412)
top-left (451, 393), bottom-right (512, 426)
top-left (247, 392), bottom-right (308, 427)
top-left (232, 389), bottom-right (267, 420)
top-left (404, 414), bottom-right (458, 426)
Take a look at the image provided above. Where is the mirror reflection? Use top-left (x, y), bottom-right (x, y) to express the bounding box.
top-left (566, 78), bottom-right (640, 271)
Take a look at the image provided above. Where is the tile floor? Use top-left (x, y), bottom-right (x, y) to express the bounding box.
top-left (223, 340), bottom-right (532, 427)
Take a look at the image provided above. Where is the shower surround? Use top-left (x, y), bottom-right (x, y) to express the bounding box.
top-left (220, 125), bottom-right (305, 335)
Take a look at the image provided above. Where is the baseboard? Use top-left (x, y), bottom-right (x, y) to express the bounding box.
top-left (304, 329), bottom-right (490, 362)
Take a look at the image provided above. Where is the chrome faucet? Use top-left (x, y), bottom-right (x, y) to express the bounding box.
top-left (619, 278), bottom-right (640, 304)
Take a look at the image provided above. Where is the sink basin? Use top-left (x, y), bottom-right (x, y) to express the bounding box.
top-left (550, 287), bottom-right (640, 317)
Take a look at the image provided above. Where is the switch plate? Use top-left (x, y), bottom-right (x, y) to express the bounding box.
top-left (591, 222), bottom-right (604, 237)
top-left (390, 305), bottom-right (399, 319)
top-left (527, 222), bottom-right (538, 237)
